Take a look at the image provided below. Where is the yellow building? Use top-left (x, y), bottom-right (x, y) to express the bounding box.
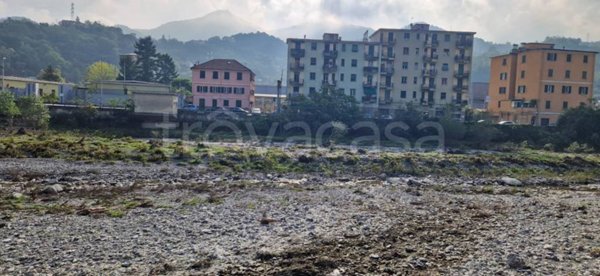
top-left (487, 43), bottom-right (596, 126)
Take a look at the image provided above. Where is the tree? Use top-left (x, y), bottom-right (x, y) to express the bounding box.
top-left (16, 96), bottom-right (50, 129)
top-left (134, 36), bottom-right (158, 82)
top-left (0, 91), bottom-right (20, 126)
top-left (37, 65), bottom-right (64, 82)
top-left (118, 55), bottom-right (139, 81)
top-left (285, 87), bottom-right (360, 127)
top-left (156, 53), bottom-right (178, 84)
top-left (85, 61), bottom-right (119, 83)
top-left (171, 78), bottom-right (192, 95)
top-left (557, 106), bottom-right (600, 151)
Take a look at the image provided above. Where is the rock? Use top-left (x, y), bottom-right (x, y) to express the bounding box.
top-left (11, 193), bottom-right (24, 200)
top-left (121, 261), bottom-right (131, 268)
top-left (41, 184), bottom-right (64, 195)
top-left (506, 254), bottom-right (527, 269)
top-left (500, 177), bottom-right (522, 186)
top-left (370, 254), bottom-right (380, 260)
top-left (328, 269), bottom-right (343, 276)
top-left (407, 179), bottom-right (422, 186)
top-left (298, 155), bottom-right (314, 163)
top-left (378, 173), bottom-right (387, 180)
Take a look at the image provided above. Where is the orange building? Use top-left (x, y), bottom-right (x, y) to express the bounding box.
top-left (487, 43), bottom-right (596, 126)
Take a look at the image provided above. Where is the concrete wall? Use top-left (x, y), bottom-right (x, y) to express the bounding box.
top-left (133, 92), bottom-right (178, 115)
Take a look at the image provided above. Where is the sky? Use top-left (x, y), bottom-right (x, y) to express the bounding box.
top-left (1, 0), bottom-right (599, 42)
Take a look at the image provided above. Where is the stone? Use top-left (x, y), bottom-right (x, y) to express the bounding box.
top-left (11, 193), bottom-right (24, 200)
top-left (500, 177), bottom-right (522, 186)
top-left (41, 184), bottom-right (64, 195)
top-left (506, 254), bottom-right (527, 269)
top-left (298, 155), bottom-right (314, 163)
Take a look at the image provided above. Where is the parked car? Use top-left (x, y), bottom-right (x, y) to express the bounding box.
top-left (181, 104), bottom-right (198, 111)
top-left (251, 107), bottom-right (262, 114)
top-left (498, 120), bottom-right (515, 125)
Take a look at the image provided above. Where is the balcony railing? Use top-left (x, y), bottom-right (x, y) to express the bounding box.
top-left (290, 48), bottom-right (305, 58)
top-left (288, 79), bottom-right (304, 86)
top-left (363, 81), bottom-right (378, 88)
top-left (379, 98), bottom-right (394, 105)
top-left (363, 66), bottom-right (378, 75)
top-left (322, 80), bottom-right (337, 88)
top-left (380, 67), bottom-right (395, 76)
top-left (456, 39), bottom-right (473, 48)
top-left (289, 63), bottom-right (305, 71)
top-left (381, 82), bottom-right (394, 90)
top-left (453, 85), bottom-right (469, 92)
top-left (381, 53), bottom-right (396, 60)
top-left (454, 55), bottom-right (470, 64)
top-left (423, 55), bottom-right (439, 63)
top-left (362, 95), bottom-right (377, 104)
top-left (422, 84), bottom-right (437, 90)
top-left (322, 65), bottom-right (338, 73)
top-left (422, 69), bottom-right (438, 77)
top-left (425, 40), bottom-right (439, 48)
top-left (382, 38), bottom-right (397, 46)
top-left (364, 52), bottom-right (379, 61)
top-left (323, 50), bottom-right (338, 59)
top-left (454, 71), bottom-right (470, 78)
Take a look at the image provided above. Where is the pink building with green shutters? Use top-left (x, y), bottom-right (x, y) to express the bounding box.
top-left (191, 59), bottom-right (256, 109)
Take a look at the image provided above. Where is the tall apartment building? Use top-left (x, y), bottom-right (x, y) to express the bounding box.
top-left (286, 24), bottom-right (475, 118)
top-left (487, 43), bottom-right (596, 126)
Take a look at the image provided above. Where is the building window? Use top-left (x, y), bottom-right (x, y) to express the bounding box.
top-left (544, 84), bottom-right (555, 93)
top-left (563, 101), bottom-right (568, 110)
top-left (565, 70), bottom-right (571, 79)
top-left (309, 87), bottom-right (316, 93)
top-left (196, 86), bottom-right (201, 92)
top-left (342, 44), bottom-right (346, 52)
top-left (415, 48), bottom-right (420, 55)
top-left (545, 100), bottom-right (551, 109)
top-left (521, 55), bottom-right (526, 63)
top-left (548, 69), bottom-right (554, 77)
top-left (566, 54), bottom-right (572, 62)
top-left (500, 72), bottom-right (507, 80)
top-left (212, 71), bottom-right (219, 79)
top-left (351, 59), bottom-right (357, 67)
top-left (441, 92), bottom-right (447, 99)
top-left (236, 100), bottom-right (242, 107)
top-left (444, 34), bottom-right (450, 42)
top-left (517, 85), bottom-right (526, 93)
top-left (540, 118), bottom-right (550, 126)
top-left (520, 70), bottom-right (525, 79)
top-left (310, 58), bottom-right (317, 65)
top-left (498, 101), bottom-right (501, 108)
top-left (237, 72), bottom-right (243, 80)
top-left (403, 33), bottom-right (410, 40)
top-left (402, 62), bottom-right (408, 69)
top-left (400, 91), bottom-right (406, 98)
top-left (200, 71), bottom-right (206, 78)
top-left (582, 71), bottom-right (588, 79)
top-left (401, 76), bottom-right (407, 84)
top-left (224, 72), bottom-right (230, 80)
top-left (562, 85), bottom-right (572, 94)
top-left (546, 53), bottom-right (557, 61)
top-left (502, 58), bottom-right (507, 66)
top-left (293, 87), bottom-right (300, 93)
top-left (340, 73), bottom-right (344, 81)
top-left (212, 99), bottom-right (218, 107)
top-left (350, 89), bottom-right (356, 97)
top-left (350, 74), bottom-right (357, 82)
top-left (584, 55), bottom-right (589, 63)
top-left (311, 42), bottom-right (317, 50)
top-left (499, 87), bottom-right (507, 94)
top-left (223, 100), bottom-right (229, 107)
top-left (310, 72), bottom-right (316, 80)
top-left (199, 99), bottom-right (205, 107)
top-left (442, 63), bottom-right (449, 71)
top-left (442, 78), bottom-right (448, 85)
top-left (341, 59), bottom-right (345, 67)
top-left (579, 86), bottom-right (589, 95)
top-left (351, 44), bottom-right (358, 52)
top-left (413, 77), bottom-right (418, 84)
top-left (413, 91), bottom-right (417, 98)
top-left (403, 47), bottom-right (409, 55)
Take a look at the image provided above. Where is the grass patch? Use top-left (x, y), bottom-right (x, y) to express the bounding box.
top-left (107, 209), bottom-right (125, 218)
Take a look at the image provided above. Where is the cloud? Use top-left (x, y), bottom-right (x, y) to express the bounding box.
top-left (0, 0), bottom-right (598, 42)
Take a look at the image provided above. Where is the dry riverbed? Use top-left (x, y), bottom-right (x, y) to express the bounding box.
top-left (0, 154), bottom-right (599, 275)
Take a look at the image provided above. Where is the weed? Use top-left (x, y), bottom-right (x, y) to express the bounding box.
top-left (107, 209), bottom-right (125, 218)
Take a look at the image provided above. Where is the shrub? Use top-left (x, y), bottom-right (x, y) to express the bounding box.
top-left (15, 96), bottom-right (50, 129)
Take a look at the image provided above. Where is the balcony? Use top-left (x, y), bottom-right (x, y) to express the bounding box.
top-left (322, 64), bottom-right (338, 73)
top-left (423, 55), bottom-right (439, 63)
top-left (363, 86), bottom-right (377, 96)
top-left (322, 80), bottom-right (337, 89)
top-left (379, 98), bottom-right (394, 105)
top-left (363, 66), bottom-right (378, 75)
top-left (290, 48), bottom-right (305, 58)
top-left (289, 63), bottom-right (305, 72)
top-left (363, 81), bottom-right (378, 88)
top-left (422, 69), bottom-right (438, 77)
top-left (381, 82), bottom-right (394, 90)
top-left (456, 39), bottom-right (473, 48)
top-left (382, 38), bottom-right (397, 46)
top-left (422, 84), bottom-right (436, 91)
top-left (362, 95), bottom-right (377, 104)
top-left (380, 67), bottom-right (394, 76)
top-left (288, 79), bottom-right (304, 87)
top-left (454, 55), bottom-right (470, 64)
top-left (424, 40), bottom-right (439, 48)
top-left (323, 50), bottom-right (338, 59)
top-left (454, 71), bottom-right (470, 78)
top-left (364, 52), bottom-right (379, 61)
top-left (453, 85), bottom-right (469, 92)
top-left (381, 53), bottom-right (396, 60)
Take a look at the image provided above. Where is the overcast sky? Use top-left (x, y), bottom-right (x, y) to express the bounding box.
top-left (1, 0), bottom-right (598, 42)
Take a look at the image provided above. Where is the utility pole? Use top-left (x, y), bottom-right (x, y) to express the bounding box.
top-left (276, 70), bottom-right (282, 113)
top-left (1, 57), bottom-right (5, 91)
top-left (71, 3), bottom-right (75, 21)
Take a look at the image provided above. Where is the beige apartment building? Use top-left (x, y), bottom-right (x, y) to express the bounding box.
top-left (286, 23), bottom-right (475, 119)
top-left (487, 43), bottom-right (596, 126)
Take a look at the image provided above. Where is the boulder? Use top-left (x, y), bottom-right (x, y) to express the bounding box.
top-left (500, 177), bottom-right (522, 186)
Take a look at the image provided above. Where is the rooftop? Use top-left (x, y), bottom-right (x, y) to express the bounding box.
top-left (1, 75), bottom-right (74, 85)
top-left (191, 59), bottom-right (254, 75)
